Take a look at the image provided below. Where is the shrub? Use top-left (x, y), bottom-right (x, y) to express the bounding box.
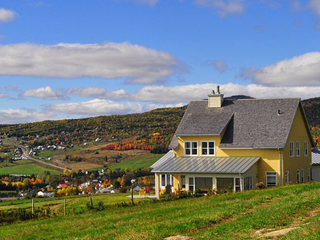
top-left (96, 201), bottom-right (105, 211)
top-left (119, 187), bottom-right (127, 193)
top-left (255, 182), bottom-right (266, 189)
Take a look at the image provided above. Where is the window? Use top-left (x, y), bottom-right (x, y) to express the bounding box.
top-left (234, 178), bottom-right (241, 192)
top-left (285, 171), bottom-right (290, 184)
top-left (301, 169), bottom-right (304, 183)
top-left (188, 177), bottom-right (194, 192)
top-left (180, 175), bottom-right (186, 188)
top-left (266, 172), bottom-right (277, 187)
top-left (244, 177), bottom-right (253, 190)
top-left (217, 178), bottom-right (234, 192)
top-left (297, 170), bottom-right (300, 184)
top-left (296, 141), bottom-right (300, 157)
top-left (195, 177), bottom-right (213, 192)
top-left (304, 141), bottom-right (308, 156)
top-left (161, 174), bottom-right (173, 187)
top-left (308, 168), bottom-right (312, 182)
top-left (185, 141), bottom-right (198, 156)
top-left (201, 141), bottom-right (215, 156)
top-left (290, 142), bottom-right (294, 157)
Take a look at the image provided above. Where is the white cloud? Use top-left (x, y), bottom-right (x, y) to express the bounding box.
top-left (5, 86), bottom-right (20, 92)
top-left (243, 52), bottom-right (320, 86)
top-left (129, 83), bottom-right (320, 102)
top-left (0, 42), bottom-right (177, 84)
top-left (0, 109), bottom-right (56, 124)
top-left (47, 99), bottom-right (143, 116)
top-left (21, 86), bottom-right (67, 100)
top-left (0, 9), bottom-right (16, 23)
top-left (68, 87), bottom-right (128, 99)
top-left (194, 0), bottom-right (245, 16)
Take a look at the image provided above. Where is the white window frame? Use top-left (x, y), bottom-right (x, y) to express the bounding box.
top-left (285, 171), bottom-right (290, 184)
top-left (304, 141), bottom-right (308, 157)
top-left (296, 141), bottom-right (300, 157)
top-left (234, 178), bottom-right (241, 192)
top-left (297, 170), bottom-right (300, 184)
top-left (290, 141), bottom-right (294, 157)
top-left (201, 141), bottom-right (215, 156)
top-left (301, 169), bottom-right (304, 183)
top-left (265, 172), bottom-right (277, 187)
top-left (188, 176), bottom-right (195, 193)
top-left (184, 141), bottom-right (198, 156)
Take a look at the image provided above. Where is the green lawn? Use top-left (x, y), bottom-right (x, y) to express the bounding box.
top-left (108, 153), bottom-right (164, 170)
top-left (2, 183), bottom-right (320, 239)
top-left (0, 163), bottom-right (60, 175)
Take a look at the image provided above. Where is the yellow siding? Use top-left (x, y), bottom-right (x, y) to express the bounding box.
top-left (283, 106), bottom-right (312, 184)
top-left (176, 135), bottom-right (282, 183)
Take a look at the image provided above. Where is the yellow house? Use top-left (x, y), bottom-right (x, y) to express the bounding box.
top-left (151, 88), bottom-right (315, 198)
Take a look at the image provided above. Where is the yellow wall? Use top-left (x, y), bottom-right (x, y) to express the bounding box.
top-left (283, 106), bottom-right (312, 184)
top-left (175, 105), bottom-right (312, 185)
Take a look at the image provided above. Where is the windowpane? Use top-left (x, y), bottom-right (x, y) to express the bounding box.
top-left (202, 142), bottom-right (207, 148)
top-left (161, 175), bottom-right (165, 187)
top-left (189, 177), bottom-right (194, 185)
top-left (209, 142), bottom-right (214, 148)
top-left (209, 149), bottom-right (214, 155)
top-left (266, 172), bottom-right (277, 187)
top-left (202, 148), bottom-right (208, 155)
top-left (192, 149), bottom-right (197, 155)
top-left (192, 142), bottom-right (197, 148)
top-left (185, 149), bottom-right (190, 155)
top-left (186, 142), bottom-right (190, 148)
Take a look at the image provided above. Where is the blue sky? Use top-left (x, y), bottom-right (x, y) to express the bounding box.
top-left (1, 0), bottom-right (320, 123)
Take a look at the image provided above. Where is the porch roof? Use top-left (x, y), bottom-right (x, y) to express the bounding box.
top-left (151, 152), bottom-right (260, 174)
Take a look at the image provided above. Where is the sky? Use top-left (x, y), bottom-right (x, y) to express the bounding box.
top-left (1, 0), bottom-right (320, 124)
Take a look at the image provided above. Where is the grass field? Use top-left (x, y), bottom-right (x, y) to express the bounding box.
top-left (108, 153), bottom-right (164, 170)
top-left (2, 183), bottom-right (320, 239)
top-left (0, 163), bottom-right (60, 175)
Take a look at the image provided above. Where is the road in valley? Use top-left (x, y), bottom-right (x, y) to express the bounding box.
top-left (3, 139), bottom-right (65, 172)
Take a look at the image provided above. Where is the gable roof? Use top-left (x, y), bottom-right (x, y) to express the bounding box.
top-left (172, 98), bottom-right (312, 149)
top-left (152, 151), bottom-right (260, 174)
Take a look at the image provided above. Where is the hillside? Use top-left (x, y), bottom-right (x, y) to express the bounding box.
top-left (1, 183), bottom-right (320, 239)
top-left (0, 96), bottom-right (320, 152)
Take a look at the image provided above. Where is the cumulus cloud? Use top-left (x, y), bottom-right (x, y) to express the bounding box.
top-left (47, 99), bottom-right (143, 116)
top-left (21, 86), bottom-right (67, 100)
top-left (0, 42), bottom-right (177, 84)
top-left (0, 109), bottom-right (56, 124)
top-left (194, 0), bottom-right (245, 16)
top-left (241, 52), bottom-right (320, 86)
top-left (68, 87), bottom-right (128, 99)
top-left (0, 9), bottom-right (16, 23)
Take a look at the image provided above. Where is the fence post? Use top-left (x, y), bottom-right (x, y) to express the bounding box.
top-left (90, 195), bottom-right (93, 209)
top-left (32, 198), bottom-right (34, 214)
top-left (64, 198), bottom-right (67, 216)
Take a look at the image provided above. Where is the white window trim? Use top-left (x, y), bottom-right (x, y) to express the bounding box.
top-left (188, 176), bottom-right (195, 193)
top-left (265, 171), bottom-right (277, 187)
top-left (285, 171), bottom-right (290, 184)
top-left (301, 169), bottom-right (304, 183)
top-left (290, 141), bottom-right (294, 157)
top-left (200, 141), bottom-right (215, 156)
top-left (161, 174), bottom-right (173, 187)
top-left (304, 141), bottom-right (308, 157)
top-left (296, 141), bottom-right (300, 157)
top-left (184, 141), bottom-right (198, 156)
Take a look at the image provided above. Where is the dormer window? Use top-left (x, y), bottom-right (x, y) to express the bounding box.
top-left (185, 141), bottom-right (198, 156)
top-left (201, 141), bottom-right (215, 156)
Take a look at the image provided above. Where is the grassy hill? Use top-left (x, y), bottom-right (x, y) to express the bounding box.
top-left (1, 183), bottom-right (320, 239)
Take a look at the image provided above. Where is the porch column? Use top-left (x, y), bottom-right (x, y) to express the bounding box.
top-left (155, 173), bottom-right (160, 199)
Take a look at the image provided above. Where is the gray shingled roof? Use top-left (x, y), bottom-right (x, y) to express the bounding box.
top-left (171, 98), bottom-right (311, 149)
top-left (312, 149), bottom-right (320, 165)
top-left (151, 154), bottom-right (260, 174)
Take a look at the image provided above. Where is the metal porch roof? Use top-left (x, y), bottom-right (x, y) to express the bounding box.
top-left (151, 154), bottom-right (260, 174)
